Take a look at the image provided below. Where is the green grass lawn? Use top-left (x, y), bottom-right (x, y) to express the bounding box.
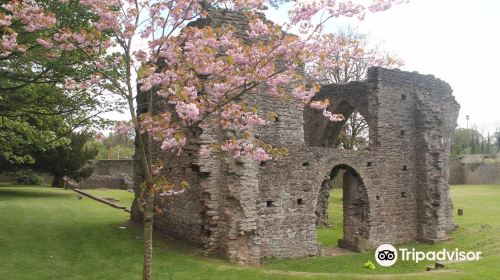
top-left (84, 188), bottom-right (135, 209)
top-left (0, 183), bottom-right (499, 279)
top-left (316, 188), bottom-right (343, 248)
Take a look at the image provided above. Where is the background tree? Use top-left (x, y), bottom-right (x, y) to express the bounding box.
top-left (32, 131), bottom-right (98, 187)
top-left (308, 26), bottom-right (403, 150)
top-left (0, 0), bottom-right (118, 166)
top-left (451, 127), bottom-right (498, 157)
top-left (339, 109), bottom-right (369, 150)
top-left (452, 128), bottom-right (474, 157)
top-left (90, 132), bottom-right (135, 159)
top-left (495, 130), bottom-right (500, 151)
top-left (2, 0), bottom-right (402, 278)
top-left (0, 83), bottom-right (105, 166)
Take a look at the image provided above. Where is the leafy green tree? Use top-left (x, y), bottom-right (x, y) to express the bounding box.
top-left (0, 0), bottom-right (118, 165)
top-left (494, 131), bottom-right (500, 151)
top-left (32, 131), bottom-right (98, 187)
top-left (451, 128), bottom-right (491, 157)
top-left (2, 0), bottom-right (402, 277)
top-left (0, 83), bottom-right (101, 164)
top-left (90, 132), bottom-right (135, 160)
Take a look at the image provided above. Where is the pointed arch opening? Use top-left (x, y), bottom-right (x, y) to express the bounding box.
top-left (315, 164), bottom-right (370, 252)
top-left (304, 100), bottom-right (370, 150)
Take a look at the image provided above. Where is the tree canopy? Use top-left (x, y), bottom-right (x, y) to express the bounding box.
top-left (1, 0), bottom-right (404, 278)
top-left (0, 0), bottom-right (119, 165)
top-left (307, 26), bottom-right (403, 150)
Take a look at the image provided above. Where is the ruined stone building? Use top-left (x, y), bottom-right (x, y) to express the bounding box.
top-left (132, 9), bottom-right (460, 265)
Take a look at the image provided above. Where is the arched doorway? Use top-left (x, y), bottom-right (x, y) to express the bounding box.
top-left (315, 164), bottom-right (370, 251)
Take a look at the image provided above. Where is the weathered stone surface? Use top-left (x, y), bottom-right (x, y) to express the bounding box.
top-left (131, 9), bottom-right (460, 265)
top-left (449, 156), bottom-right (500, 185)
top-left (78, 159), bottom-right (133, 189)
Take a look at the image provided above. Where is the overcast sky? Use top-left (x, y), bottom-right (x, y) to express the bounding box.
top-left (109, 0), bottom-right (500, 134)
top-left (271, 0), bottom-right (500, 133)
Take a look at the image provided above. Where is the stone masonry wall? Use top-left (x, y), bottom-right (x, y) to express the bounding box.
top-left (132, 8), bottom-right (460, 265)
top-left (449, 157), bottom-right (500, 185)
top-left (78, 159), bottom-right (133, 189)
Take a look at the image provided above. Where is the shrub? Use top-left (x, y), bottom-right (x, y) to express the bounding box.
top-left (364, 260), bottom-right (376, 270)
top-left (14, 169), bottom-right (42, 185)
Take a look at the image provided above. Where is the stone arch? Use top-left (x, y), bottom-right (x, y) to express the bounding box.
top-left (304, 99), bottom-right (371, 150)
top-left (315, 163), bottom-right (370, 252)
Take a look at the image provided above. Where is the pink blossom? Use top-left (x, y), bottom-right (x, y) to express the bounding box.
top-left (0, 15), bottom-right (12, 26)
top-left (183, 86), bottom-right (198, 101)
top-left (221, 141), bottom-right (241, 158)
top-left (292, 86), bottom-right (319, 104)
top-left (95, 59), bottom-right (107, 69)
top-left (2, 3), bottom-right (16, 13)
top-left (61, 43), bottom-right (77, 51)
top-left (322, 110), bottom-right (345, 122)
top-left (175, 102), bottom-right (200, 123)
top-left (123, 22), bottom-right (136, 39)
top-left (16, 45), bottom-right (27, 52)
top-left (247, 18), bottom-right (268, 38)
top-left (36, 38), bottom-right (53, 49)
top-left (90, 74), bottom-right (101, 85)
top-left (159, 44), bottom-right (180, 66)
top-left (159, 189), bottom-right (185, 197)
top-left (151, 163), bottom-right (163, 176)
top-left (220, 140), bottom-right (271, 161)
top-left (64, 79), bottom-right (77, 89)
top-left (115, 121), bottom-right (134, 134)
top-left (267, 73), bottom-right (292, 89)
top-left (219, 31), bottom-right (234, 47)
top-left (2, 33), bottom-right (18, 50)
top-left (160, 137), bottom-right (186, 152)
top-left (199, 145), bottom-right (211, 157)
top-left (134, 50), bottom-right (148, 62)
top-left (251, 147), bottom-right (271, 162)
top-left (140, 81), bottom-right (152, 92)
top-left (310, 100), bottom-right (330, 110)
top-left (14, 3), bottom-right (56, 31)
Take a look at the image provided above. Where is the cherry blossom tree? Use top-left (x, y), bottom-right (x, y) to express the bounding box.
top-left (1, 0), bottom-right (405, 278)
top-left (308, 26), bottom-right (404, 150)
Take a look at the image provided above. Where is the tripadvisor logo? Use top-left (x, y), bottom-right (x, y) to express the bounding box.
top-left (374, 244), bottom-right (481, 267)
top-left (375, 244), bottom-right (398, 267)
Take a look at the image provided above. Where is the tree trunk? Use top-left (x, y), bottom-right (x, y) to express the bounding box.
top-left (52, 175), bottom-right (64, 188)
top-left (142, 190), bottom-right (154, 280)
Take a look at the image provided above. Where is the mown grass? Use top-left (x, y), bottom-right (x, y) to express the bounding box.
top-left (84, 188), bottom-right (135, 209)
top-left (0, 184), bottom-right (499, 279)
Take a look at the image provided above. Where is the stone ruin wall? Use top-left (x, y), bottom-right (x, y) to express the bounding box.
top-left (131, 9), bottom-right (460, 265)
top-left (78, 159), bottom-right (133, 189)
top-left (449, 157), bottom-right (500, 185)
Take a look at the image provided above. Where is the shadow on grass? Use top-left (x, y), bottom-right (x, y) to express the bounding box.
top-left (0, 186), bottom-right (72, 200)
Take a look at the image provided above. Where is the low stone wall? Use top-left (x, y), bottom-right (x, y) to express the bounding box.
top-left (448, 159), bottom-right (465, 185)
top-left (77, 159), bottom-right (133, 189)
top-left (0, 159), bottom-right (134, 189)
top-left (449, 156), bottom-right (500, 185)
top-left (91, 159), bottom-right (134, 175)
top-left (78, 174), bottom-right (132, 189)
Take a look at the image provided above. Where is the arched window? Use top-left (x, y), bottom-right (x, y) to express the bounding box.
top-left (304, 100), bottom-right (369, 150)
top-left (340, 109), bottom-right (369, 150)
